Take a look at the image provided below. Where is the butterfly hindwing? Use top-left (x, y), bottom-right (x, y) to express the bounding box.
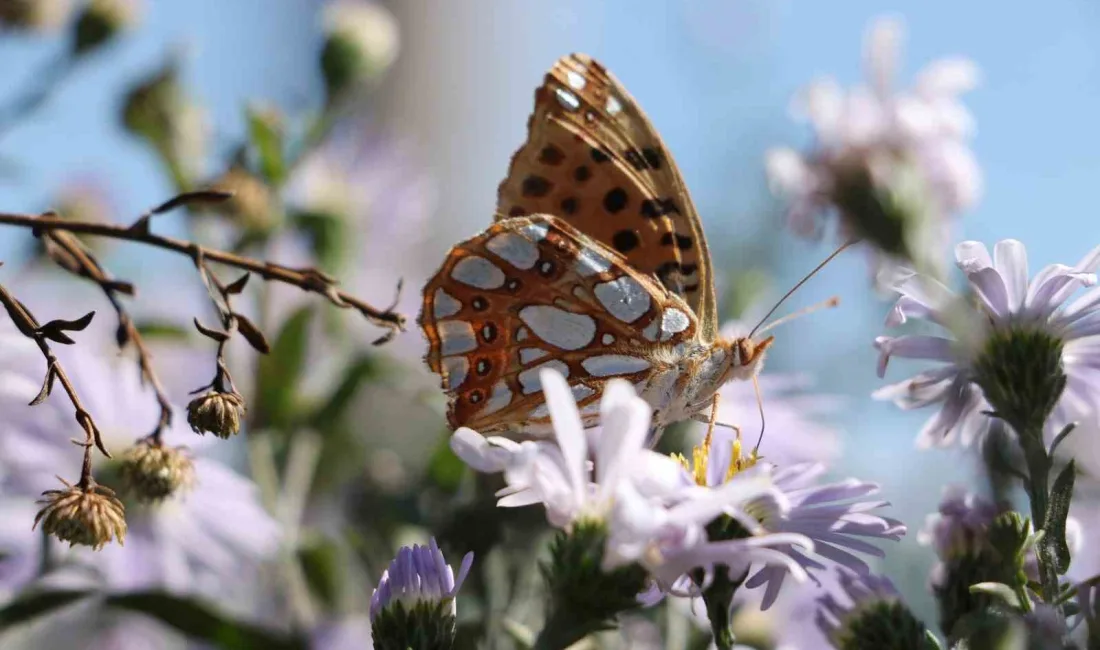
top-left (419, 215), bottom-right (699, 434)
top-left (497, 53), bottom-right (719, 340)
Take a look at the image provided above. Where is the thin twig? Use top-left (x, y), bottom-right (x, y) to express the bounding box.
top-left (0, 278), bottom-right (109, 488)
top-left (189, 251), bottom-right (245, 396)
top-left (0, 197), bottom-right (406, 342)
top-left (41, 229), bottom-right (174, 442)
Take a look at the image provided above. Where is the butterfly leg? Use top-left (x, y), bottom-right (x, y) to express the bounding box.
top-left (689, 400), bottom-right (741, 439)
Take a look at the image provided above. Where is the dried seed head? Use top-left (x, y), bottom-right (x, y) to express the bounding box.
top-left (118, 441), bottom-right (195, 502)
top-left (187, 390), bottom-right (246, 439)
top-left (208, 166), bottom-right (279, 234)
top-left (34, 479), bottom-right (127, 550)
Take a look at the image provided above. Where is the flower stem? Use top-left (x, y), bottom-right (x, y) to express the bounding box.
top-left (700, 569), bottom-right (740, 650)
top-left (1018, 428), bottom-right (1059, 603)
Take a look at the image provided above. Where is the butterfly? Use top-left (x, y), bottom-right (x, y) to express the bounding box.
top-left (419, 53), bottom-right (774, 436)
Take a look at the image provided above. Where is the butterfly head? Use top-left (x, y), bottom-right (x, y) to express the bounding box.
top-left (725, 334), bottom-right (775, 382)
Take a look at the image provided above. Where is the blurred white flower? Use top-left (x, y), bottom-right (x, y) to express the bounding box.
top-left (767, 17), bottom-right (981, 278)
top-left (874, 239), bottom-right (1100, 447)
top-left (320, 0), bottom-right (400, 95)
top-left (0, 333), bottom-right (280, 601)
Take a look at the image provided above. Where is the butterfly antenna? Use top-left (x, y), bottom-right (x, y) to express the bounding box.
top-left (751, 375), bottom-right (766, 456)
top-left (754, 296), bottom-right (841, 336)
top-left (748, 241), bottom-right (853, 339)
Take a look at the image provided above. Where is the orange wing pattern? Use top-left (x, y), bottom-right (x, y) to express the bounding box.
top-left (497, 53), bottom-right (718, 340)
top-left (419, 215), bottom-right (699, 435)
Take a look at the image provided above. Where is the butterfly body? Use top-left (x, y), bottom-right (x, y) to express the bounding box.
top-left (419, 54), bottom-right (773, 438)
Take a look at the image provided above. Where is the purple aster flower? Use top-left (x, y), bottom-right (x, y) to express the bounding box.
top-left (369, 538), bottom-right (473, 621)
top-left (875, 239), bottom-right (1100, 447)
top-left (815, 570), bottom-right (927, 646)
top-left (631, 429), bottom-right (901, 619)
top-left (917, 485), bottom-right (1000, 562)
top-left (368, 538), bottom-right (472, 650)
top-left (767, 17), bottom-right (980, 278)
top-left (0, 333), bottom-right (280, 601)
top-left (741, 463), bottom-right (905, 609)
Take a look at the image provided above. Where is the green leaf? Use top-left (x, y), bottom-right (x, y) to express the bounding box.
top-left (255, 306), bottom-right (313, 430)
top-left (107, 592), bottom-right (306, 650)
top-left (247, 107), bottom-right (286, 185)
top-left (924, 630), bottom-right (945, 650)
top-left (292, 210), bottom-right (348, 274)
top-left (135, 320), bottom-right (190, 341)
top-left (308, 354), bottom-right (382, 432)
top-left (1049, 422), bottom-right (1077, 457)
top-left (298, 537), bottom-right (342, 609)
top-left (427, 433), bottom-right (467, 494)
top-left (0, 590), bottom-right (89, 631)
top-left (1045, 460), bottom-right (1076, 575)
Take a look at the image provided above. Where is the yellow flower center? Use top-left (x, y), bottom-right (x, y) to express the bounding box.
top-left (674, 428), bottom-right (759, 487)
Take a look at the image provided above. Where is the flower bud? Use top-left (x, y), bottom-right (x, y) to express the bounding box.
top-left (187, 390), bottom-right (246, 439)
top-left (320, 1), bottom-right (399, 101)
top-left (72, 0), bottom-right (139, 55)
top-left (370, 538), bottom-right (473, 650)
top-left (118, 441), bottom-right (195, 502)
top-left (34, 479), bottom-right (127, 550)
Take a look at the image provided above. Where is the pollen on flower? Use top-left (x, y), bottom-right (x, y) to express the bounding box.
top-left (676, 429), bottom-right (759, 487)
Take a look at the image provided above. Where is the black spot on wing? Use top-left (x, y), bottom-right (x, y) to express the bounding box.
top-left (603, 188), bottom-right (628, 213)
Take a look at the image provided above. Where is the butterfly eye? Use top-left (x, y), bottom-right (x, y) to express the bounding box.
top-left (538, 260), bottom-right (556, 277)
top-left (475, 359), bottom-right (492, 376)
top-left (506, 278), bottom-right (522, 293)
top-left (472, 297), bottom-right (489, 311)
top-left (467, 389), bottom-right (484, 404)
top-left (480, 323), bottom-right (498, 342)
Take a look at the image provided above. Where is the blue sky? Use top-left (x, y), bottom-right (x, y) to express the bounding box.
top-left (2, 0), bottom-right (1098, 618)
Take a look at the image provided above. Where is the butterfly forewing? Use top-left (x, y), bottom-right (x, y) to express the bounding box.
top-left (497, 53), bottom-right (719, 340)
top-left (419, 215), bottom-right (699, 434)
